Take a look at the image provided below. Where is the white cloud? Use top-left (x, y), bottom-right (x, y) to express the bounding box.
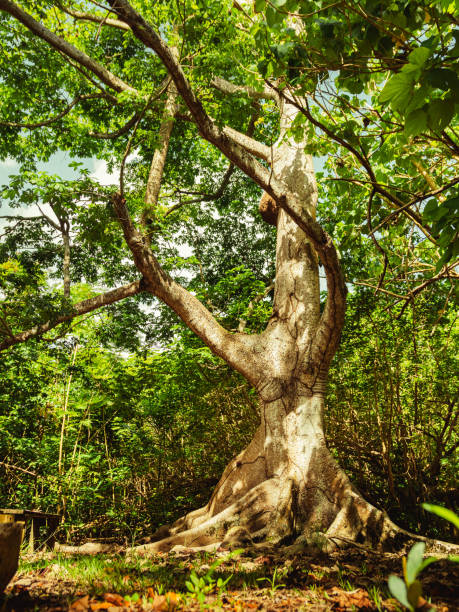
top-left (1, 158), bottom-right (18, 168)
top-left (91, 159), bottom-right (118, 186)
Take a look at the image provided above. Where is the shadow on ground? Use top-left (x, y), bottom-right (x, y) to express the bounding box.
top-left (2, 546), bottom-right (458, 611)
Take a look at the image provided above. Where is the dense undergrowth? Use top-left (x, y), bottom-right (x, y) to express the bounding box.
top-left (0, 286), bottom-right (457, 544)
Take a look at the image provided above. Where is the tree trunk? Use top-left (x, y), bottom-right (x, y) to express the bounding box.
top-left (135, 101), bottom-right (372, 551)
top-left (132, 97), bottom-right (456, 556)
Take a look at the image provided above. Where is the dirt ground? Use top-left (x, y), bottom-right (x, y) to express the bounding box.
top-left (2, 545), bottom-right (458, 611)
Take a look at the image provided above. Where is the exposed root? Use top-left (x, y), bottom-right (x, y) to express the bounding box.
top-left (136, 478), bottom-right (280, 554)
top-left (135, 475), bottom-right (459, 557)
top-left (324, 491), bottom-right (459, 556)
top-left (134, 428), bottom-right (458, 557)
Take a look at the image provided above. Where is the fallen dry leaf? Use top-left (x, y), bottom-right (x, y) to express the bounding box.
top-left (149, 591), bottom-right (179, 611)
top-left (103, 593), bottom-right (125, 606)
top-left (90, 603), bottom-right (112, 611)
top-left (69, 594), bottom-right (90, 611)
top-left (327, 586), bottom-right (373, 609)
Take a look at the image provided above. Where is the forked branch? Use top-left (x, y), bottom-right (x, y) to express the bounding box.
top-left (111, 193), bottom-right (259, 384)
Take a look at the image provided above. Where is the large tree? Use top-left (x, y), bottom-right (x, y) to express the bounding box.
top-left (0, 0), bottom-right (457, 551)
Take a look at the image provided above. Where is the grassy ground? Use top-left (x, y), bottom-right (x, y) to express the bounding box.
top-left (2, 544), bottom-right (458, 611)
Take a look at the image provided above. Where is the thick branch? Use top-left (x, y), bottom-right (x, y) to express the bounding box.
top-left (0, 0), bottom-right (136, 93)
top-left (222, 126), bottom-right (272, 161)
top-left (143, 72), bottom-right (179, 220)
top-left (61, 222), bottom-right (71, 298)
top-left (274, 86), bottom-right (437, 243)
top-left (111, 192), bottom-right (259, 385)
top-left (0, 281), bottom-right (143, 351)
top-left (211, 76), bottom-right (277, 101)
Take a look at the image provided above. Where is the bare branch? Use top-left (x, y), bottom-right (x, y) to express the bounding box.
top-left (222, 126), bottom-right (272, 161)
top-left (165, 164), bottom-right (236, 216)
top-left (0, 461), bottom-right (37, 477)
top-left (59, 5), bottom-right (131, 30)
top-left (0, 0), bottom-right (136, 93)
top-left (0, 280), bottom-right (143, 351)
top-left (111, 192), bottom-right (260, 385)
top-left (211, 75), bottom-right (278, 102)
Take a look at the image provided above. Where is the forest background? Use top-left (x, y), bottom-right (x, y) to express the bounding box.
top-left (0, 0), bottom-right (457, 548)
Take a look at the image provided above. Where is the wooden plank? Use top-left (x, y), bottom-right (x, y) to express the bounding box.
top-left (0, 510), bottom-right (26, 517)
top-left (0, 509), bottom-right (60, 520)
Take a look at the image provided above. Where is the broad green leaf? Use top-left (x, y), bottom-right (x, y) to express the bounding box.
top-left (404, 109), bottom-right (427, 137)
top-left (422, 504), bottom-right (459, 529)
top-left (427, 98), bottom-right (455, 131)
top-left (380, 73), bottom-right (413, 110)
top-left (388, 575), bottom-right (413, 611)
top-left (408, 46), bottom-right (430, 66)
top-left (266, 5), bottom-right (283, 27)
top-left (401, 83), bottom-right (428, 113)
top-left (406, 542), bottom-right (425, 585)
top-left (424, 205), bottom-right (449, 222)
top-left (426, 68), bottom-right (459, 92)
top-left (418, 556), bottom-right (439, 573)
top-left (443, 196), bottom-right (459, 212)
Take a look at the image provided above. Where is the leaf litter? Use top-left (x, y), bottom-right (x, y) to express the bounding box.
top-left (1, 546), bottom-right (458, 611)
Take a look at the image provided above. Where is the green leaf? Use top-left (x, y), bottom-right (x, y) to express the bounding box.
top-left (407, 580), bottom-right (422, 608)
top-left (427, 98), bottom-right (455, 131)
top-left (404, 108), bottom-right (427, 137)
top-left (424, 205), bottom-right (449, 221)
top-left (254, 0), bottom-right (266, 10)
top-left (388, 575), bottom-right (413, 611)
top-left (426, 68), bottom-right (459, 92)
top-left (266, 5), bottom-right (283, 27)
top-left (406, 542), bottom-right (425, 585)
top-left (408, 46), bottom-right (430, 66)
top-left (443, 196), bottom-right (459, 212)
top-left (418, 556), bottom-right (439, 573)
top-left (405, 85), bottom-right (429, 114)
top-left (380, 73), bottom-right (414, 111)
top-left (422, 504), bottom-right (459, 529)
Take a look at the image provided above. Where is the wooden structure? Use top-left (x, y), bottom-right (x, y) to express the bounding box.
top-left (0, 509), bottom-right (60, 551)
